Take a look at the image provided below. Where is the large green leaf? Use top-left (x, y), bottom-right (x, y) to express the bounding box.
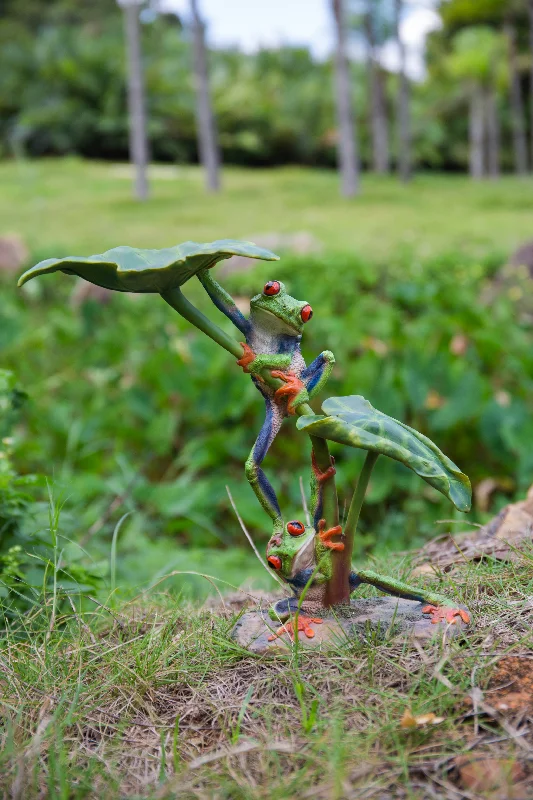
top-left (18, 239), bottom-right (279, 293)
top-left (297, 395), bottom-right (471, 511)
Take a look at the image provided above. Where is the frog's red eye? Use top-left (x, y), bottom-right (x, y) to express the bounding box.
top-left (268, 555), bottom-right (282, 570)
top-left (264, 281), bottom-right (280, 296)
top-left (301, 305), bottom-right (313, 323)
top-left (287, 520), bottom-right (305, 536)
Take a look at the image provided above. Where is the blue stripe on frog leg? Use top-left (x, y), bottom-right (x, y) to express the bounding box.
top-left (244, 397), bottom-right (284, 526)
top-left (302, 350), bottom-right (335, 398)
top-left (197, 268), bottom-right (250, 336)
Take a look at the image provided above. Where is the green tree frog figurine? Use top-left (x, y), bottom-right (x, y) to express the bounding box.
top-left (198, 270), bottom-right (335, 532)
top-left (264, 454), bottom-right (469, 641)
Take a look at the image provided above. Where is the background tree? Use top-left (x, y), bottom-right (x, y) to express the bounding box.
top-left (331, 0), bottom-right (360, 196)
top-left (530, 0), bottom-right (533, 167)
top-left (190, 0), bottom-right (220, 192)
top-left (505, 16), bottom-right (528, 174)
top-left (363, 0), bottom-right (391, 174)
top-left (118, 0), bottom-right (149, 200)
top-left (394, 0), bottom-right (411, 181)
top-left (439, 0), bottom-right (529, 175)
top-left (447, 26), bottom-right (507, 179)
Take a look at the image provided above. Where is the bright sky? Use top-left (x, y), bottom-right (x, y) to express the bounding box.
top-left (159, 0), bottom-right (442, 79)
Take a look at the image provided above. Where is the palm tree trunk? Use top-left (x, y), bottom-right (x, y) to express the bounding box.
top-left (529, 0), bottom-right (533, 168)
top-left (485, 87), bottom-right (500, 179)
top-left (469, 86), bottom-right (485, 179)
top-left (505, 21), bottom-right (528, 175)
top-left (365, 6), bottom-right (389, 174)
top-left (331, 0), bottom-right (360, 197)
top-left (394, 0), bottom-right (411, 182)
top-left (190, 0), bottom-right (220, 192)
top-left (123, 3), bottom-right (149, 201)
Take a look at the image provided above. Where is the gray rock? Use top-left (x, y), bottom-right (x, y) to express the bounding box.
top-left (231, 596), bottom-right (471, 655)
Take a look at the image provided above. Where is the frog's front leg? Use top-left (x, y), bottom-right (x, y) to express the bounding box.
top-left (236, 345), bottom-right (309, 414)
top-left (302, 350), bottom-right (335, 400)
top-left (353, 569), bottom-right (471, 625)
top-left (270, 370), bottom-right (309, 415)
top-left (197, 268), bottom-right (250, 335)
top-left (236, 346), bottom-right (292, 377)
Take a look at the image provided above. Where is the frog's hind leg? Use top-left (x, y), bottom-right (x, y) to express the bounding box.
top-left (350, 569), bottom-right (470, 625)
top-left (245, 397), bottom-right (284, 531)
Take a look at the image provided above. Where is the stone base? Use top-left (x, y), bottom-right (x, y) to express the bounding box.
top-left (231, 597), bottom-right (471, 655)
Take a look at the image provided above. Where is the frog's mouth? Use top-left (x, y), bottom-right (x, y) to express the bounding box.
top-left (288, 534), bottom-right (315, 577)
top-left (253, 307), bottom-right (301, 336)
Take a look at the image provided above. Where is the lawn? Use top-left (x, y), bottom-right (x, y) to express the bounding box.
top-left (2, 159), bottom-right (533, 797)
top-left (2, 158), bottom-right (533, 261)
top-left (2, 552), bottom-right (533, 798)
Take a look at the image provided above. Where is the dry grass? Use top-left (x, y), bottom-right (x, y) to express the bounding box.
top-left (1, 553), bottom-right (533, 799)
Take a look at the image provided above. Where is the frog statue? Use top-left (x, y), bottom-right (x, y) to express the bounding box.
top-left (198, 269), bottom-right (335, 533)
top-left (264, 452), bottom-right (470, 641)
top-left (17, 239), bottom-right (472, 645)
top-left (198, 266), bottom-right (470, 643)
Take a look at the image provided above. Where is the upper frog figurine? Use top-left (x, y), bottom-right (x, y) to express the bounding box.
top-left (198, 270), bottom-right (335, 534)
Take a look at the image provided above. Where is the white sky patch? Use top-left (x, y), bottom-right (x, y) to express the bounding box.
top-left (380, 6), bottom-right (442, 80)
top-left (158, 0), bottom-right (441, 79)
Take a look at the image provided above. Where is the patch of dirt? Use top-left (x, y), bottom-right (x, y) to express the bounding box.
top-left (487, 656), bottom-right (533, 717)
top-left (453, 754), bottom-right (527, 799)
top-left (413, 485), bottom-right (533, 574)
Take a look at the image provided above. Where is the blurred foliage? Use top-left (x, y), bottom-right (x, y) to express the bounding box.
top-left (0, 0), bottom-right (531, 170)
top-left (0, 370), bottom-right (104, 616)
top-left (2, 248), bottom-right (533, 574)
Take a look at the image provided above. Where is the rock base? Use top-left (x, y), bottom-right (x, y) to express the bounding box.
top-left (231, 597), bottom-right (471, 655)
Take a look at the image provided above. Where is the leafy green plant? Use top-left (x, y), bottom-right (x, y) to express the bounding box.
top-left (0, 370), bottom-right (104, 617)
top-left (18, 240), bottom-right (475, 614)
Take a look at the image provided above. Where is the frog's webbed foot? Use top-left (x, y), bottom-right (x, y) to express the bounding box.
top-left (422, 605), bottom-right (470, 625)
top-left (270, 370), bottom-right (309, 415)
top-left (311, 450), bottom-right (336, 484)
top-left (237, 342), bottom-right (257, 373)
top-left (268, 614), bottom-right (323, 642)
top-left (317, 518), bottom-right (345, 551)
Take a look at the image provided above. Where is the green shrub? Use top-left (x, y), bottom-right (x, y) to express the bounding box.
top-left (0, 370), bottom-right (103, 617)
top-left (1, 249), bottom-right (531, 564)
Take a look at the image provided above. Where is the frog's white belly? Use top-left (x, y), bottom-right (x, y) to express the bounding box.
top-left (248, 329), bottom-right (306, 378)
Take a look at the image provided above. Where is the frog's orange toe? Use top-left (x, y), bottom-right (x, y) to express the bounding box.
top-left (267, 615), bottom-right (323, 642)
top-left (271, 370), bottom-right (306, 415)
top-left (236, 342), bottom-right (256, 372)
top-left (318, 520), bottom-right (345, 550)
top-left (422, 605), bottom-right (470, 625)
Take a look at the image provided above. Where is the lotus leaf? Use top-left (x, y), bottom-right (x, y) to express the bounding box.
top-left (297, 395), bottom-right (471, 512)
top-left (18, 239), bottom-right (279, 293)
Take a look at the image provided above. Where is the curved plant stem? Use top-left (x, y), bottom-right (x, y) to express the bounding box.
top-left (343, 451), bottom-right (379, 559)
top-left (324, 451), bottom-right (378, 606)
top-left (161, 287), bottom-right (242, 359)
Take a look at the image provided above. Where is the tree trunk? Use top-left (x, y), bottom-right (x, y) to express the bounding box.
top-left (485, 87), bottom-right (500, 179)
top-left (469, 86), bottom-right (485, 179)
top-left (505, 21), bottom-right (528, 175)
top-left (365, 6), bottom-right (389, 174)
top-left (331, 0), bottom-right (360, 197)
top-left (529, 0), bottom-right (533, 169)
top-left (394, 0), bottom-right (411, 182)
top-left (190, 0), bottom-right (220, 192)
top-left (123, 3), bottom-right (149, 201)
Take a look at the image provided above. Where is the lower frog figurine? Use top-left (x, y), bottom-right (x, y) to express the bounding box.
top-left (265, 452), bottom-right (470, 642)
